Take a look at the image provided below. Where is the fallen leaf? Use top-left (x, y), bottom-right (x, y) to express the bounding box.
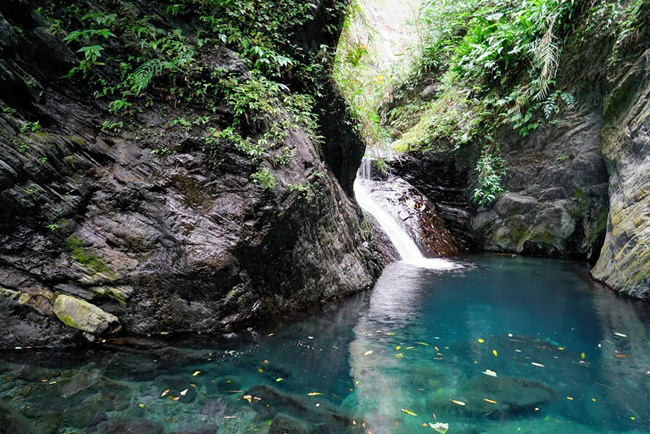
top-left (483, 399), bottom-right (497, 404)
top-left (478, 339), bottom-right (485, 344)
top-left (401, 408), bottom-right (417, 416)
top-left (180, 389), bottom-right (188, 396)
top-left (138, 403), bottom-right (145, 408)
top-left (396, 346), bottom-right (401, 351)
top-left (567, 396), bottom-right (574, 400)
top-left (531, 362), bottom-right (545, 368)
top-left (406, 346), bottom-right (415, 350)
top-left (615, 354), bottom-right (628, 358)
top-left (416, 342), bottom-right (429, 346)
top-left (193, 371), bottom-right (201, 377)
top-left (364, 351), bottom-right (373, 356)
top-left (161, 389), bottom-right (170, 397)
top-left (276, 378), bottom-right (283, 382)
top-left (258, 368), bottom-right (263, 373)
top-left (483, 370), bottom-right (497, 377)
top-left (614, 333), bottom-right (627, 338)
top-left (395, 353), bottom-right (404, 358)
top-left (430, 422), bottom-right (449, 433)
top-left (307, 392), bottom-right (323, 396)
top-left (581, 353), bottom-right (586, 359)
top-left (263, 360), bottom-right (269, 364)
top-left (451, 400), bottom-right (466, 406)
top-left (558, 347), bottom-right (565, 351)
top-left (492, 350), bottom-right (498, 357)
top-left (243, 395), bottom-right (252, 403)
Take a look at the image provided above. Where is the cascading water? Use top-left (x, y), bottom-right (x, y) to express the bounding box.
top-left (354, 159), bottom-right (460, 270)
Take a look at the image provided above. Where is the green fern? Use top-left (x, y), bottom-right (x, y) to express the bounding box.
top-left (129, 59), bottom-right (166, 95)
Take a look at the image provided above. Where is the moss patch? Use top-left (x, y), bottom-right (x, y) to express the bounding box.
top-left (66, 235), bottom-right (113, 275)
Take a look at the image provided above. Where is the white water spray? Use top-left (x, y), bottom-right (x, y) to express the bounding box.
top-left (354, 164), bottom-right (460, 270)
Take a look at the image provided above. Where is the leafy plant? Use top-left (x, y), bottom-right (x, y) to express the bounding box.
top-left (20, 121), bottom-right (41, 133)
top-left (251, 168), bottom-right (277, 189)
top-left (473, 147), bottom-right (506, 206)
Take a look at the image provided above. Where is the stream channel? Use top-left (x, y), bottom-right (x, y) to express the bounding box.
top-left (1, 176), bottom-right (649, 433)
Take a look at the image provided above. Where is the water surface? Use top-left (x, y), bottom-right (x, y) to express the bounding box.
top-left (1, 255), bottom-right (649, 433)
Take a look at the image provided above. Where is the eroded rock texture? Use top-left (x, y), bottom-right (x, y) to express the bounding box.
top-left (0, 1), bottom-right (381, 347)
top-left (592, 46), bottom-right (650, 298)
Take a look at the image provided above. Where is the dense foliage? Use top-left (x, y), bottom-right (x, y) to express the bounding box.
top-left (22, 0), bottom-right (346, 189)
top-left (336, 0), bottom-right (648, 205)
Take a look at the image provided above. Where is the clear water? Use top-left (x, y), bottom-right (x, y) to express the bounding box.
top-left (1, 255), bottom-right (649, 433)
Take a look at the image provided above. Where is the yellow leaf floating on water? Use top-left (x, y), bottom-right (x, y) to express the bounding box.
top-left (395, 353), bottom-right (404, 358)
top-left (307, 392), bottom-right (323, 396)
top-left (581, 353), bottom-right (586, 359)
top-left (276, 378), bottom-right (283, 382)
top-left (493, 350), bottom-right (498, 357)
top-left (558, 347), bottom-right (565, 351)
top-left (483, 399), bottom-right (497, 404)
top-left (364, 351), bottom-right (373, 356)
top-left (406, 347), bottom-right (415, 350)
top-left (451, 400), bottom-right (466, 406)
top-left (478, 339), bottom-right (485, 344)
top-left (258, 368), bottom-right (263, 373)
top-left (416, 342), bottom-right (430, 346)
top-left (401, 408), bottom-right (417, 416)
top-left (430, 422), bottom-right (449, 433)
top-left (193, 371), bottom-right (201, 376)
top-left (243, 395), bottom-right (252, 403)
top-left (161, 389), bottom-right (170, 397)
top-left (396, 346), bottom-right (401, 351)
top-left (138, 403), bottom-right (145, 408)
top-left (567, 396), bottom-right (574, 401)
top-left (483, 370), bottom-right (497, 377)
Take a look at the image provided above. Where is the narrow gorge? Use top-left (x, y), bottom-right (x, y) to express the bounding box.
top-left (0, 0), bottom-right (649, 433)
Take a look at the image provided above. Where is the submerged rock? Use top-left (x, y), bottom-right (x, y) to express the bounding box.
top-left (244, 384), bottom-right (363, 432)
top-left (0, 401), bottom-right (37, 434)
top-left (52, 295), bottom-right (119, 336)
top-left (90, 418), bottom-right (164, 434)
top-left (427, 375), bottom-right (556, 417)
top-left (269, 413), bottom-right (310, 434)
top-left (153, 375), bottom-right (197, 404)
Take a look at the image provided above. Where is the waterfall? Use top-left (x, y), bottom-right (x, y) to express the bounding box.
top-left (354, 169), bottom-right (460, 270)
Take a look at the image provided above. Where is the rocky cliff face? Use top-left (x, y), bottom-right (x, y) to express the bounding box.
top-left (0, 0), bottom-right (381, 348)
top-left (387, 5), bottom-right (649, 298)
top-left (591, 39), bottom-right (650, 298)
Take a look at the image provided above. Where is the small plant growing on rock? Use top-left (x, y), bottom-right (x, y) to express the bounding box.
top-left (251, 168), bottom-right (277, 189)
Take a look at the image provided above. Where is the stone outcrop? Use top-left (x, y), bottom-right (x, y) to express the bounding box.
top-left (591, 47), bottom-right (650, 298)
top-left (388, 8), bottom-right (650, 298)
top-left (0, 1), bottom-right (382, 347)
top-left (52, 294), bottom-right (119, 336)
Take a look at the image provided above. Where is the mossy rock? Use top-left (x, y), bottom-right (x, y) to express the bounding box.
top-left (53, 294), bottom-right (119, 335)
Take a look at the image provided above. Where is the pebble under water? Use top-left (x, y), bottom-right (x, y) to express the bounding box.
top-left (1, 255), bottom-right (649, 433)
